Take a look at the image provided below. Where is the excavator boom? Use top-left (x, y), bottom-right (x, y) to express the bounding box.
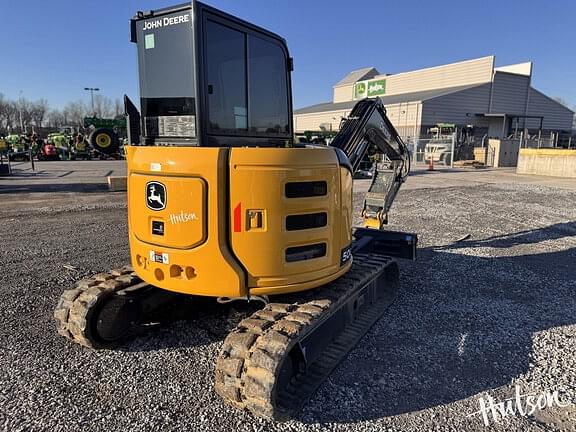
top-left (331, 98), bottom-right (411, 229)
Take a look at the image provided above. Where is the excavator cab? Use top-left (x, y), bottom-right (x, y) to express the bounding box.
top-left (128, 1), bottom-right (292, 148)
top-left (125, 1), bottom-right (360, 298)
top-left (55, 0), bottom-right (417, 421)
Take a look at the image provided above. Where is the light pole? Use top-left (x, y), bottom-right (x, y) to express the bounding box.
top-left (18, 90), bottom-right (24, 134)
top-left (84, 87), bottom-right (100, 116)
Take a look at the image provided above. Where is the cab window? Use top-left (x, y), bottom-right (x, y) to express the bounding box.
top-left (248, 35), bottom-right (289, 134)
top-left (205, 20), bottom-right (247, 133)
top-left (205, 19), bottom-right (289, 137)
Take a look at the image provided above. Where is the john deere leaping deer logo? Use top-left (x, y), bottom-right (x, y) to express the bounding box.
top-left (146, 182), bottom-right (166, 211)
top-left (355, 82), bottom-right (367, 99)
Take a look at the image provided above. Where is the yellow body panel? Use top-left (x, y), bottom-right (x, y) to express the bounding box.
top-left (129, 174), bottom-right (207, 249)
top-left (127, 146), bottom-right (245, 297)
top-left (229, 148), bottom-right (352, 294)
top-left (338, 166), bottom-right (354, 252)
top-left (126, 145), bottom-right (353, 298)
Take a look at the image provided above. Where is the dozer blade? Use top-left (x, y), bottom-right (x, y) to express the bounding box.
top-left (214, 253), bottom-right (399, 420)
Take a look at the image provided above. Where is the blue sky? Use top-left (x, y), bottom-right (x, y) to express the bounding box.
top-left (1, 0), bottom-right (575, 111)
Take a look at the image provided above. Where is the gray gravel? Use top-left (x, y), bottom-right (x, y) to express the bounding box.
top-left (0, 174), bottom-right (575, 431)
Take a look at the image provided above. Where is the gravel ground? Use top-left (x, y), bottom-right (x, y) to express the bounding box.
top-left (0, 175), bottom-right (575, 431)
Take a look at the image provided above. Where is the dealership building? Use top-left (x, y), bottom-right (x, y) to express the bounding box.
top-left (293, 56), bottom-right (574, 140)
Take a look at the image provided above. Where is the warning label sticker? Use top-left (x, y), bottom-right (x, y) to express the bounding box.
top-left (145, 115), bottom-right (196, 138)
top-left (149, 250), bottom-right (169, 264)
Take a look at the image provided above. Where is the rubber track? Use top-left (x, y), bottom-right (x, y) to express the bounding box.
top-left (214, 254), bottom-right (396, 420)
top-left (53, 265), bottom-right (140, 348)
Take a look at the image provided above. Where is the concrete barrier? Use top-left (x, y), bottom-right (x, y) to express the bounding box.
top-left (516, 148), bottom-right (576, 178)
top-left (107, 176), bottom-right (128, 192)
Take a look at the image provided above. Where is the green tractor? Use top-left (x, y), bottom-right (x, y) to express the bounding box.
top-left (5, 134), bottom-right (31, 161)
top-left (47, 126), bottom-right (97, 161)
top-left (295, 130), bottom-right (339, 145)
top-left (47, 126), bottom-right (93, 161)
top-left (71, 133), bottom-right (91, 160)
top-left (0, 135), bottom-right (8, 155)
top-left (83, 117), bottom-right (127, 158)
top-left (46, 130), bottom-right (71, 160)
top-left (0, 136), bottom-right (9, 176)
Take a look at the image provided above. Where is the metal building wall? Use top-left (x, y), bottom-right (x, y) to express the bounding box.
top-left (490, 72), bottom-right (530, 114)
top-left (420, 84), bottom-right (491, 128)
top-left (294, 109), bottom-right (350, 133)
top-left (361, 56), bottom-right (494, 99)
top-left (526, 89), bottom-right (574, 130)
top-left (333, 85), bottom-right (354, 103)
top-left (296, 57), bottom-right (573, 138)
top-left (384, 101), bottom-right (423, 140)
top-left (294, 101), bottom-right (423, 138)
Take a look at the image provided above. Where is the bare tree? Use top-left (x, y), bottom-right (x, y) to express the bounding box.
top-left (554, 98), bottom-right (576, 131)
top-left (114, 98), bottom-right (123, 118)
top-left (2, 101), bottom-right (20, 132)
top-left (0, 95), bottom-right (44, 133)
top-left (17, 99), bottom-right (35, 133)
top-left (30, 99), bottom-right (49, 127)
top-left (93, 94), bottom-right (114, 118)
top-left (0, 93), bottom-right (125, 133)
top-left (553, 96), bottom-right (569, 108)
top-left (0, 93), bottom-right (8, 132)
top-left (46, 109), bottom-right (67, 128)
top-left (63, 100), bottom-right (88, 127)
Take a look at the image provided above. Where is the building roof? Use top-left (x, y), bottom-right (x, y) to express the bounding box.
top-left (294, 100), bottom-right (358, 115)
top-left (333, 67), bottom-right (380, 87)
top-left (294, 84), bottom-right (485, 115)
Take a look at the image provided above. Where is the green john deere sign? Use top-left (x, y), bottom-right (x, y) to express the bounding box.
top-left (354, 78), bottom-right (386, 99)
top-left (367, 79), bottom-right (386, 96)
top-left (354, 82), bottom-right (367, 99)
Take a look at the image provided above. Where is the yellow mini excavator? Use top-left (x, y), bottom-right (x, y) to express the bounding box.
top-left (54, 1), bottom-right (417, 420)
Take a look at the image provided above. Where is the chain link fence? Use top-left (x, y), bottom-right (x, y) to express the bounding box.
top-left (517, 131), bottom-right (573, 149)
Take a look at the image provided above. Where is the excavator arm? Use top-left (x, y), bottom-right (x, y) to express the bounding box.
top-left (331, 97), bottom-right (410, 230)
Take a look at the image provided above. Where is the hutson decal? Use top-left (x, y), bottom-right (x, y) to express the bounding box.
top-left (146, 182), bottom-right (166, 211)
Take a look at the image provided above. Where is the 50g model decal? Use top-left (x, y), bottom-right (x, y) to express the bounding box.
top-left (340, 245), bottom-right (352, 266)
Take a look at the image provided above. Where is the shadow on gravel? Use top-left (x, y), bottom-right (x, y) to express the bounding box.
top-left (408, 167), bottom-right (455, 176)
top-left (299, 221), bottom-right (576, 424)
top-left (121, 301), bottom-right (263, 352)
top-left (443, 222), bottom-right (576, 249)
top-left (0, 182), bottom-right (108, 194)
